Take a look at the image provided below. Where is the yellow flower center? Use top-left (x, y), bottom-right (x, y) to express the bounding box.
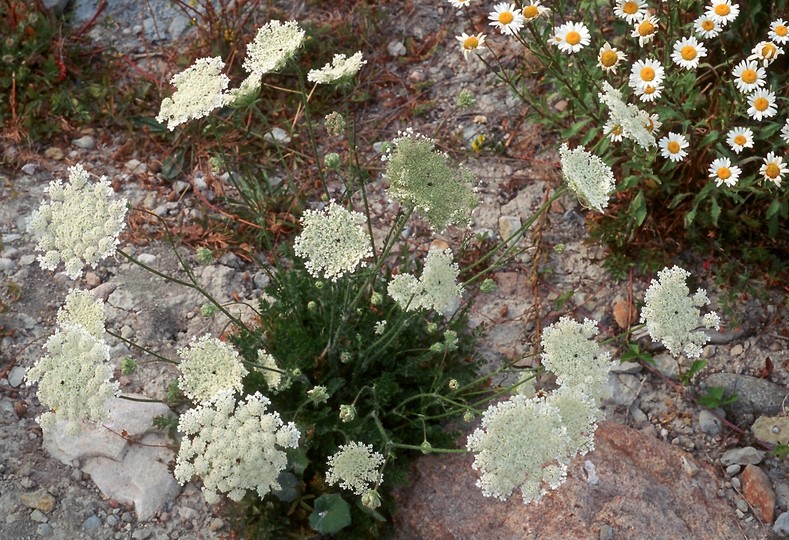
top-left (734, 134), bottom-right (747, 146)
top-left (702, 20), bottom-right (715, 31)
top-left (463, 36), bottom-right (479, 49)
top-left (498, 11), bottom-right (514, 24)
top-left (638, 20), bottom-right (655, 36)
top-left (667, 141), bottom-right (680, 154)
top-left (717, 167), bottom-right (731, 180)
top-left (644, 85), bottom-right (656, 95)
top-left (611, 125), bottom-right (623, 135)
top-left (640, 66), bottom-right (655, 81)
top-left (681, 45), bottom-right (697, 61)
top-left (600, 50), bottom-right (619, 67)
top-left (645, 117), bottom-right (655, 131)
top-left (754, 97), bottom-right (769, 111)
top-left (741, 69), bottom-right (758, 84)
top-left (763, 43), bottom-right (777, 57)
top-left (523, 5), bottom-right (539, 18)
top-left (566, 31), bottom-right (582, 45)
top-left (623, 1), bottom-right (639, 14)
top-left (715, 4), bottom-right (730, 16)
top-left (765, 163), bottom-right (781, 178)
top-left (776, 25), bottom-right (788, 37)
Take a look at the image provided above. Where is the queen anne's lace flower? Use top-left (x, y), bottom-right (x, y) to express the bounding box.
top-left (466, 394), bottom-right (571, 504)
top-left (256, 350), bottom-right (282, 390)
top-left (27, 164), bottom-right (128, 280)
top-left (541, 317), bottom-right (611, 402)
top-left (640, 266), bottom-right (721, 358)
top-left (383, 128), bottom-right (477, 231)
top-left (547, 386), bottom-right (599, 456)
top-left (177, 335), bottom-right (248, 403)
top-left (307, 52), bottom-right (366, 84)
top-left (559, 144), bottom-right (616, 213)
top-left (598, 82), bottom-right (656, 149)
top-left (56, 288), bottom-right (105, 339)
top-left (326, 442), bottom-right (385, 495)
top-left (293, 201), bottom-right (372, 281)
top-left (156, 57), bottom-right (229, 130)
top-left (388, 248), bottom-right (462, 314)
top-left (243, 20), bottom-right (306, 78)
top-left (26, 324), bottom-right (119, 432)
top-left (174, 390), bottom-right (300, 504)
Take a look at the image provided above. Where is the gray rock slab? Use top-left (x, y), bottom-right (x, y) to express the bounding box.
top-left (721, 447), bottom-right (765, 467)
top-left (704, 373), bottom-right (789, 423)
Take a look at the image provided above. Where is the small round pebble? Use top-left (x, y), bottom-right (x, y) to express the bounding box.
top-left (36, 523), bottom-right (53, 536)
top-left (83, 515), bottom-right (102, 530)
top-left (725, 464), bottom-right (741, 476)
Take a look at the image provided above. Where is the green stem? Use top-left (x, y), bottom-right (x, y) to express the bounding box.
top-left (106, 328), bottom-right (178, 365)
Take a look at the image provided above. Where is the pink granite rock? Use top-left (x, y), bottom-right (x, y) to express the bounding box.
top-left (393, 421), bottom-right (748, 539)
top-left (742, 464), bottom-right (776, 524)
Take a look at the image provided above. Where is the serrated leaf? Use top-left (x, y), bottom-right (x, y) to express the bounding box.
top-left (309, 494), bottom-right (351, 535)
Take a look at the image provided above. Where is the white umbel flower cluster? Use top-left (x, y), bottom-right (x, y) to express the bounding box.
top-left (325, 441), bottom-right (385, 495)
top-left (156, 57), bottom-right (230, 130)
top-left (307, 52), bottom-right (366, 84)
top-left (559, 143), bottom-right (616, 213)
top-left (540, 317), bottom-right (611, 402)
top-left (383, 128), bottom-right (477, 231)
top-left (177, 335), bottom-right (249, 403)
top-left (293, 201), bottom-right (372, 281)
top-left (174, 390), bottom-right (300, 504)
top-left (466, 394), bottom-right (572, 504)
top-left (640, 266), bottom-right (721, 358)
top-left (26, 324), bottom-right (119, 433)
top-left (56, 288), bottom-right (106, 339)
top-left (388, 247), bottom-right (462, 314)
top-left (256, 349), bottom-right (282, 391)
top-left (598, 82), bottom-right (656, 149)
top-left (27, 164), bottom-right (128, 280)
top-left (243, 20), bottom-right (306, 78)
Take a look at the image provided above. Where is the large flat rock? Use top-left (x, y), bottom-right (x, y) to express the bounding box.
top-left (393, 421), bottom-right (750, 539)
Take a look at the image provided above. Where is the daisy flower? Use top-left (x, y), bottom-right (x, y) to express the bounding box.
top-left (706, 0), bottom-right (739, 26)
top-left (597, 43), bottom-right (626, 73)
top-left (639, 111), bottom-right (661, 134)
top-left (604, 119), bottom-right (626, 142)
top-left (659, 133), bottom-right (689, 162)
top-left (708, 157), bottom-right (741, 187)
top-left (632, 15), bottom-right (659, 47)
top-left (725, 127), bottom-right (754, 154)
top-left (488, 3), bottom-right (524, 35)
top-left (769, 19), bottom-right (789, 45)
top-left (760, 152), bottom-right (788, 187)
top-left (456, 32), bottom-right (486, 60)
top-left (629, 58), bottom-right (665, 91)
top-left (552, 21), bottom-right (591, 54)
top-left (634, 83), bottom-right (662, 103)
top-left (731, 60), bottom-right (766, 93)
top-left (748, 41), bottom-right (784, 66)
top-left (694, 14), bottom-right (721, 39)
top-left (671, 36), bottom-right (707, 69)
top-left (521, 1), bottom-right (549, 21)
top-left (614, 0), bottom-right (648, 24)
top-left (747, 89), bottom-right (777, 121)
top-left (447, 0), bottom-right (472, 8)
top-left (782, 119), bottom-right (789, 145)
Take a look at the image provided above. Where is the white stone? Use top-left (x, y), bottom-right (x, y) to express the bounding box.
top-left (42, 396), bottom-right (179, 520)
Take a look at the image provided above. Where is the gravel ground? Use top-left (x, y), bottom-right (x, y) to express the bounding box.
top-left (1, 1), bottom-right (788, 539)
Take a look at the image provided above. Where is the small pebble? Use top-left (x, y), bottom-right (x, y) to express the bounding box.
top-left (726, 464), bottom-right (742, 476)
top-left (209, 518), bottom-right (224, 531)
top-left (83, 515), bottom-right (102, 530)
top-left (72, 135), bottom-right (96, 150)
top-left (30, 509), bottom-right (48, 523)
top-left (21, 163), bottom-right (38, 175)
top-left (36, 523), bottom-right (53, 536)
top-left (121, 511), bottom-right (134, 523)
top-left (599, 524), bottom-right (613, 540)
top-left (731, 477), bottom-right (741, 490)
top-left (107, 514), bottom-right (119, 526)
top-left (730, 343), bottom-right (744, 356)
top-left (131, 530), bottom-right (152, 539)
top-left (84, 272), bottom-right (101, 288)
top-left (20, 477), bottom-right (34, 488)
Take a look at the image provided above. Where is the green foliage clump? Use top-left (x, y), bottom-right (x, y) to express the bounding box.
top-left (226, 258), bottom-right (480, 537)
